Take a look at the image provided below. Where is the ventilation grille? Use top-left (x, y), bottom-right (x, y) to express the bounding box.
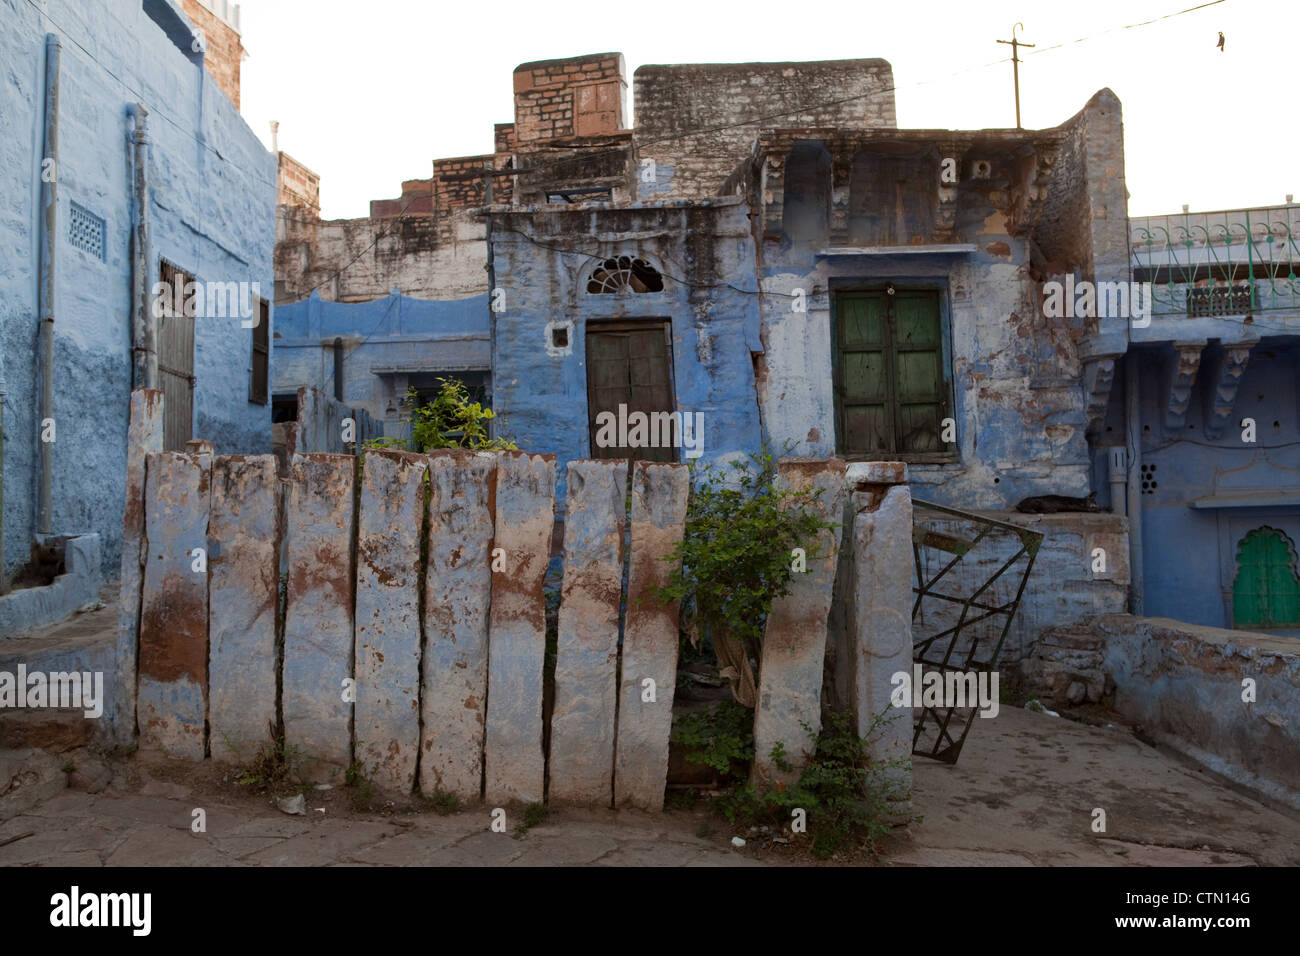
top-left (68, 202), bottom-right (106, 261)
top-left (1140, 463), bottom-right (1157, 495)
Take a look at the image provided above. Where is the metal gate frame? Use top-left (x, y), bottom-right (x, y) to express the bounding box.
top-left (910, 499), bottom-right (1043, 764)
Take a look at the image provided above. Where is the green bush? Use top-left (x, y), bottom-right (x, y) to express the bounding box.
top-left (671, 699), bottom-right (755, 781)
top-left (409, 378), bottom-right (516, 452)
top-left (675, 701), bottom-right (910, 860)
top-left (654, 447), bottom-right (837, 698)
top-left (361, 378), bottom-right (518, 465)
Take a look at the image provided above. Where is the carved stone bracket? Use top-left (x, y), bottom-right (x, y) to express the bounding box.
top-left (1164, 343), bottom-right (1205, 431)
top-left (935, 141), bottom-right (961, 242)
top-left (1203, 345), bottom-right (1253, 440)
top-left (1084, 354), bottom-right (1118, 437)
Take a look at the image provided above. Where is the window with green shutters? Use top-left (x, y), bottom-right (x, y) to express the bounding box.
top-left (833, 288), bottom-right (956, 462)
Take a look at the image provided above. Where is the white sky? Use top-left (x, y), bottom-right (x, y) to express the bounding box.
top-left (237, 0), bottom-right (1296, 221)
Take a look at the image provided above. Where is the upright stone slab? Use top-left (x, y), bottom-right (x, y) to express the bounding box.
top-left (137, 450), bottom-right (212, 759)
top-left (421, 450), bottom-right (496, 801)
top-left (354, 449), bottom-right (428, 794)
top-left (483, 451), bottom-right (556, 805)
top-left (752, 458), bottom-right (848, 787)
top-left (549, 459), bottom-right (628, 806)
top-left (282, 454), bottom-right (356, 784)
top-left (614, 461), bottom-right (688, 811)
top-left (112, 388), bottom-right (162, 745)
top-left (207, 455), bottom-right (279, 763)
top-left (852, 480), bottom-right (913, 808)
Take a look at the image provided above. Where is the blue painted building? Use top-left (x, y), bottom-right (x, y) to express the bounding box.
top-left (0, 0), bottom-right (276, 578)
top-left (1123, 204), bottom-right (1300, 630)
top-left (271, 290), bottom-right (491, 441)
top-left (489, 199), bottom-right (764, 480)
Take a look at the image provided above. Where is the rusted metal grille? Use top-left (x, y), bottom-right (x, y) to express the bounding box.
top-left (910, 500), bottom-right (1043, 764)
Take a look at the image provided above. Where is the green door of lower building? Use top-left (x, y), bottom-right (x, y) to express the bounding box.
top-left (1232, 527), bottom-right (1300, 629)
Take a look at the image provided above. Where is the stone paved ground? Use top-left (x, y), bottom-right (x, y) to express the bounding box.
top-left (2, 704), bottom-right (1298, 866)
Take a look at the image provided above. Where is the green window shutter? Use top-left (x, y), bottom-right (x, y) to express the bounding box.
top-left (892, 291), bottom-right (946, 453)
top-left (835, 289), bottom-right (951, 459)
top-left (1232, 527), bottom-right (1300, 629)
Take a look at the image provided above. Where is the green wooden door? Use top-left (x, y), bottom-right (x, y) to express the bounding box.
top-left (835, 290), bottom-right (950, 458)
top-left (1232, 527), bottom-right (1300, 628)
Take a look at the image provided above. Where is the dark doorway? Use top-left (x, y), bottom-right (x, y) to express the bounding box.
top-left (585, 321), bottom-right (676, 462)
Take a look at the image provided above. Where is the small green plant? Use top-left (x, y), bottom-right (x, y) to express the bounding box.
top-left (409, 378), bottom-right (517, 452)
top-left (345, 760), bottom-right (374, 813)
top-left (654, 446), bottom-right (837, 703)
top-left (423, 791), bottom-right (461, 816)
top-left (715, 707), bottom-right (911, 860)
top-left (513, 801), bottom-right (549, 837)
top-left (359, 378), bottom-right (518, 466)
top-left (670, 699), bottom-right (755, 781)
top-left (666, 788), bottom-right (700, 811)
top-left (235, 734), bottom-right (305, 798)
top-left (61, 761), bottom-right (76, 774)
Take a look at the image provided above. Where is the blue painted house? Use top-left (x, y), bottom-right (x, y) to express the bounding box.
top-left (1124, 204), bottom-right (1300, 630)
top-left (0, 0), bottom-right (276, 579)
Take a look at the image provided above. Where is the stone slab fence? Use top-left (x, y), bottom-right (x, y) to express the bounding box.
top-left (114, 389), bottom-right (913, 807)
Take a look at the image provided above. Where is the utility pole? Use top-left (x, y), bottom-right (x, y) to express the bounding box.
top-left (997, 23), bottom-right (1035, 129)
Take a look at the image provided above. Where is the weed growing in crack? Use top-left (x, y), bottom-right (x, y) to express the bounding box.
top-left (422, 790), bottom-right (461, 816)
top-left (673, 702), bottom-right (913, 860)
top-left (513, 801), bottom-right (549, 837)
top-left (235, 734), bottom-right (308, 799)
top-left (344, 761), bottom-right (374, 812)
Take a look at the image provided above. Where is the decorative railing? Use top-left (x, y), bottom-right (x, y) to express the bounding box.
top-left (1130, 204), bottom-right (1300, 320)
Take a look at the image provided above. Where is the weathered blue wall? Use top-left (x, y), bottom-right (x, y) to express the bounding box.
top-left (272, 290), bottom-right (490, 435)
top-left (489, 198), bottom-right (764, 497)
top-left (1136, 343), bottom-right (1300, 628)
top-left (0, 0), bottom-right (275, 576)
top-left (756, 153), bottom-right (1093, 512)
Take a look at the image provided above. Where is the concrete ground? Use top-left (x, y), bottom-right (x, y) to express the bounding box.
top-left (890, 705), bottom-right (1300, 866)
top-left (2, 703), bottom-right (1298, 866)
top-left (2, 595), bottom-right (1297, 865)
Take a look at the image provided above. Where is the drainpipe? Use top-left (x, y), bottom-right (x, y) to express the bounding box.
top-left (36, 34), bottom-right (61, 536)
top-left (1124, 350), bottom-right (1145, 615)
top-left (332, 337), bottom-right (344, 402)
top-left (129, 103), bottom-right (156, 389)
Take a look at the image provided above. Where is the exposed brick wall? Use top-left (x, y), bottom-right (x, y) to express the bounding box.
top-left (495, 123), bottom-right (516, 154)
top-left (370, 180), bottom-right (433, 219)
top-left (178, 0), bottom-right (243, 109)
top-left (633, 60), bottom-right (897, 200)
top-left (513, 53), bottom-right (627, 145)
top-left (278, 152), bottom-right (320, 217)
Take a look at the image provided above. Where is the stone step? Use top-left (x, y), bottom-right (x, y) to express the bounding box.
top-left (0, 589), bottom-right (117, 752)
